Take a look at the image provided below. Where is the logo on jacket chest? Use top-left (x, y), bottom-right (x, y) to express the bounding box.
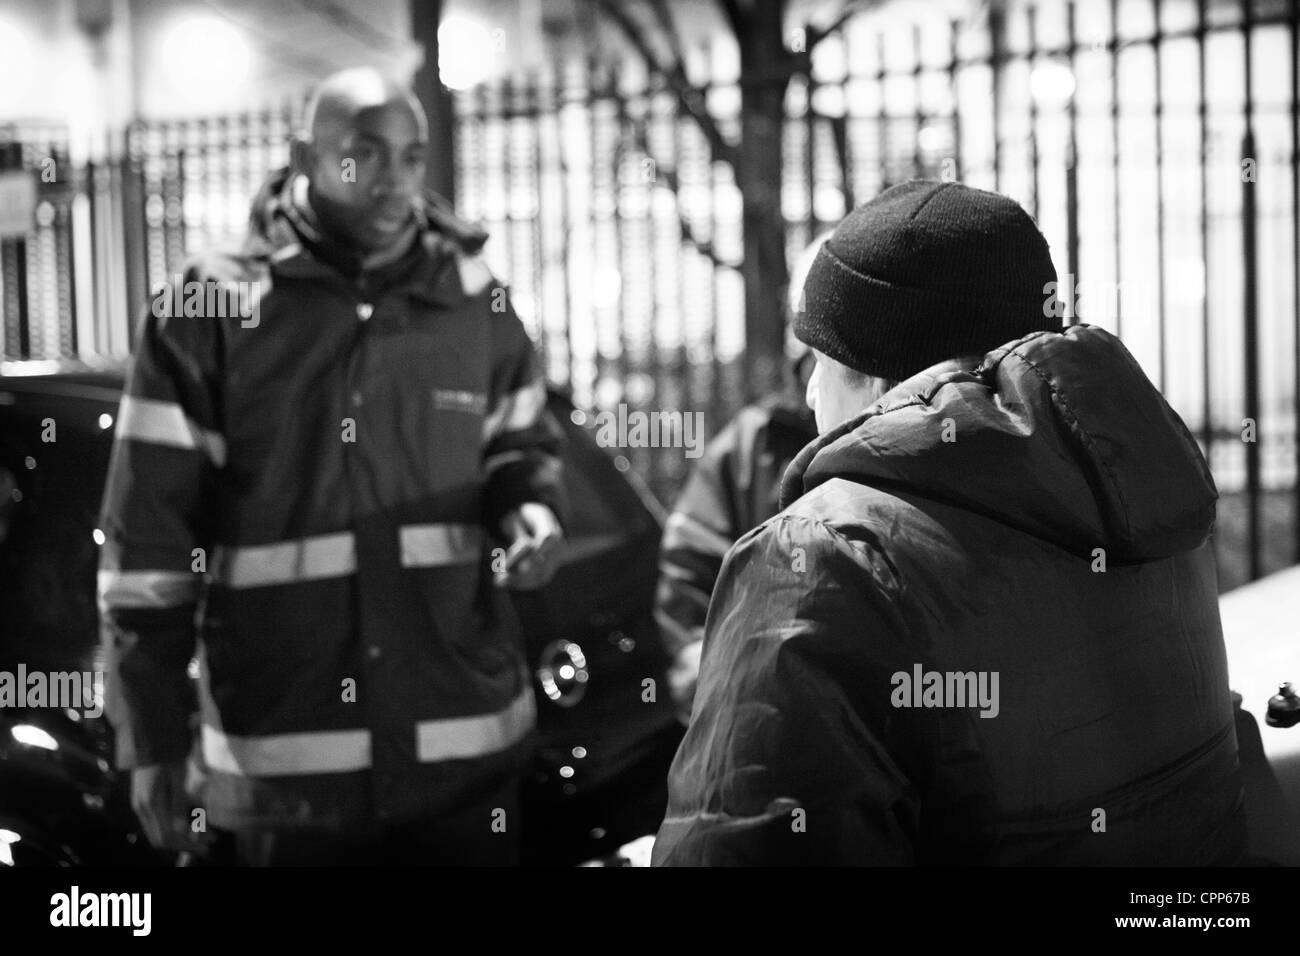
top-left (432, 389), bottom-right (488, 416)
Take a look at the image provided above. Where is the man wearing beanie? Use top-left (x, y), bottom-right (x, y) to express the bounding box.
top-left (653, 180), bottom-right (1248, 865)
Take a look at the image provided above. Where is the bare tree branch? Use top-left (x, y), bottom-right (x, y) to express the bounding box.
top-left (805, 0), bottom-right (876, 53)
top-left (295, 0), bottom-right (405, 51)
top-left (827, 112), bottom-right (855, 211)
top-left (649, 0), bottom-right (687, 71)
top-left (625, 125), bottom-right (740, 270)
top-left (587, 0), bottom-right (736, 166)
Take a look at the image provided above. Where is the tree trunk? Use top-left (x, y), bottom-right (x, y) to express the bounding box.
top-left (735, 0), bottom-right (792, 402)
top-left (410, 0), bottom-right (457, 201)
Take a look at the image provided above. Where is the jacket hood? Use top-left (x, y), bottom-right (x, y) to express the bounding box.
top-left (779, 325), bottom-right (1217, 563)
top-left (245, 166), bottom-right (488, 263)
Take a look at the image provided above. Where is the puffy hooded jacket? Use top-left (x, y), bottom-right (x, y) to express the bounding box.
top-left (653, 325), bottom-right (1248, 865)
top-left (98, 168), bottom-right (565, 831)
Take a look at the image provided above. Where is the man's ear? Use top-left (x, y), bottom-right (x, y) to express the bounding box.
top-left (289, 135), bottom-right (314, 177)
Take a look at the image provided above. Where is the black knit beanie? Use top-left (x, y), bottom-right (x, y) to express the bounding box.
top-left (795, 180), bottom-right (1062, 382)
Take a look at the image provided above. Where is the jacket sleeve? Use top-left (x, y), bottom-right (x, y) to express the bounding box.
top-left (98, 287), bottom-right (221, 769)
top-left (477, 268), bottom-right (567, 536)
top-left (653, 417), bottom-right (747, 660)
top-left (652, 514), bottom-right (919, 865)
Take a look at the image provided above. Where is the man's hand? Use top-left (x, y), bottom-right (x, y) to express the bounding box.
top-left (497, 502), bottom-right (564, 590)
top-left (130, 760), bottom-right (211, 853)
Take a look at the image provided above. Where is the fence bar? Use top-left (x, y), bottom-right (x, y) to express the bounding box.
top-left (989, 5), bottom-right (1004, 189)
top-left (1110, 0), bottom-right (1124, 339)
top-left (2, 3), bottom-right (1298, 549)
top-left (876, 31), bottom-right (889, 186)
top-left (85, 155), bottom-right (102, 354)
top-left (526, 78), bottom-right (546, 377)
top-left (1066, 1), bottom-right (1081, 308)
top-left (806, 69), bottom-right (817, 232)
top-left (612, 77), bottom-right (631, 411)
top-left (1241, 0), bottom-right (1261, 581)
top-left (552, 74), bottom-right (575, 392)
top-left (0, 141), bottom-right (30, 360)
top-left (1028, 5), bottom-right (1041, 216)
top-left (912, 24), bottom-right (925, 179)
top-left (52, 143), bottom-right (76, 356)
top-left (949, 19), bottom-right (963, 181)
top-left (671, 90), bottom-right (690, 422)
top-left (122, 126), bottom-right (148, 343)
top-left (641, 103), bottom-right (663, 491)
top-left (1153, 0), bottom-right (1167, 391)
top-left (1292, 0), bottom-right (1300, 564)
top-left (1198, 0), bottom-right (1212, 458)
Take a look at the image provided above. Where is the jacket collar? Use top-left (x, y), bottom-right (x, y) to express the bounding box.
top-left (246, 168), bottom-right (486, 307)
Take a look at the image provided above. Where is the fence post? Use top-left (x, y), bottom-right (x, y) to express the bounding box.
top-left (1066, 1), bottom-right (1080, 314)
top-left (0, 140), bottom-right (31, 360)
top-left (1197, 0), bottom-right (1212, 459)
top-left (121, 123), bottom-right (148, 342)
top-left (1110, 0), bottom-right (1124, 340)
top-left (1153, 0), bottom-right (1167, 391)
top-left (1241, 4), bottom-right (1261, 581)
top-left (988, 4), bottom-right (1004, 190)
top-left (1291, 0), bottom-right (1300, 565)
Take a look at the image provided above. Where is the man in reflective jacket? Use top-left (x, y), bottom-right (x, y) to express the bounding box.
top-left (654, 181), bottom-right (1247, 866)
top-left (98, 69), bottom-right (566, 865)
top-left (654, 238), bottom-right (823, 725)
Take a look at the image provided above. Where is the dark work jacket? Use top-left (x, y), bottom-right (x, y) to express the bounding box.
top-left (654, 326), bottom-right (1248, 865)
top-left (655, 397), bottom-right (817, 659)
top-left (99, 168), bottom-right (566, 831)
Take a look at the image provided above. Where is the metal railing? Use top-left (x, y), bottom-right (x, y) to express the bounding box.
top-left (0, 0), bottom-right (1297, 589)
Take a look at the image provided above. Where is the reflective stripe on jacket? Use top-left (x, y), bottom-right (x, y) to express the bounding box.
top-left (654, 398), bottom-right (816, 661)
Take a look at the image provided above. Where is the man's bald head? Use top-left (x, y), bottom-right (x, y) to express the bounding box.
top-left (290, 68), bottom-right (430, 253)
top-left (300, 68), bottom-right (428, 143)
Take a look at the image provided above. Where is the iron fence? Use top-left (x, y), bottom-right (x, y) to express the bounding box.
top-left (0, 0), bottom-right (1297, 589)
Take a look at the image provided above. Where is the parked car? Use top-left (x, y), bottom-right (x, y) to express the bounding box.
top-left (0, 359), bottom-right (683, 866)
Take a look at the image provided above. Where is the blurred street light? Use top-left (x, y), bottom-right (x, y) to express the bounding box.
top-left (159, 15), bottom-right (251, 107)
top-left (1029, 59), bottom-right (1076, 108)
top-left (0, 16), bottom-right (34, 89)
top-left (438, 16), bottom-right (497, 91)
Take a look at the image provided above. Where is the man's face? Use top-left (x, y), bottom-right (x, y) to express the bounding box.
top-left (302, 102), bottom-right (428, 252)
top-left (806, 349), bottom-right (881, 435)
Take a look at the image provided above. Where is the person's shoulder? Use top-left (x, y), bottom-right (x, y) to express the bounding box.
top-left (767, 481), bottom-right (911, 576)
top-left (731, 402), bottom-right (775, 435)
top-left (726, 398), bottom-right (815, 447)
top-left (736, 492), bottom-right (882, 566)
top-left (177, 242), bottom-right (269, 287)
top-left (703, 404), bottom-right (766, 456)
top-left (419, 192), bottom-right (500, 298)
top-left (423, 191), bottom-right (489, 253)
top-left (140, 242), bottom-right (268, 355)
top-left (781, 475), bottom-right (989, 606)
top-left (763, 395), bottom-right (817, 437)
top-left (453, 249), bottom-right (497, 298)
top-left (714, 504), bottom-right (906, 631)
top-left (710, 400), bottom-right (799, 451)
